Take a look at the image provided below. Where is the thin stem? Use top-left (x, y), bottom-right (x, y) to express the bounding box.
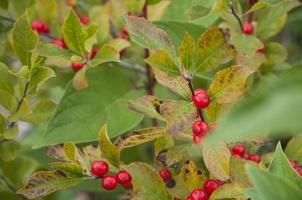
top-left (0, 15), bottom-right (15, 23)
top-left (227, 0), bottom-right (244, 31)
top-left (0, 175), bottom-right (16, 192)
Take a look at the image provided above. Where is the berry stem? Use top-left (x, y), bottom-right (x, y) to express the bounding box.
top-left (227, 0), bottom-right (244, 32)
top-left (247, 0), bottom-right (258, 23)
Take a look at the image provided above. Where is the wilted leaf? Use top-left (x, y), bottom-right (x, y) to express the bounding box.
top-left (17, 170), bottom-right (84, 199)
top-left (47, 144), bottom-right (66, 160)
top-left (208, 66), bottom-right (254, 104)
top-left (82, 145), bottom-right (102, 164)
top-left (195, 27), bottom-right (235, 73)
top-left (180, 160), bottom-right (206, 191)
top-left (178, 33), bottom-right (195, 70)
top-left (203, 141), bottom-right (230, 181)
top-left (98, 125), bottom-right (120, 168)
top-left (123, 162), bottom-right (171, 200)
top-left (115, 127), bottom-right (166, 149)
top-left (12, 11), bottom-right (38, 67)
top-left (285, 134), bottom-right (302, 164)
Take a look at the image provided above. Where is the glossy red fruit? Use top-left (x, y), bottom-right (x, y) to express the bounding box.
top-left (90, 47), bottom-right (99, 59)
top-left (295, 167), bottom-right (302, 176)
top-left (51, 38), bottom-right (66, 49)
top-left (91, 161), bottom-right (109, 176)
top-left (231, 144), bottom-right (245, 157)
top-left (248, 153), bottom-right (261, 163)
top-left (190, 189), bottom-right (208, 200)
top-left (243, 22), bottom-right (254, 35)
top-left (204, 179), bottom-right (222, 195)
top-left (41, 23), bottom-right (50, 33)
top-left (121, 27), bottom-right (129, 36)
top-left (31, 20), bottom-right (49, 33)
top-left (192, 89), bottom-right (210, 109)
top-left (79, 15), bottom-right (90, 25)
top-left (187, 196), bottom-right (193, 200)
top-left (121, 181), bottom-right (133, 189)
top-left (289, 160), bottom-right (298, 169)
top-left (116, 170), bottom-right (132, 185)
top-left (101, 175), bottom-right (118, 190)
top-left (192, 121), bottom-right (208, 137)
top-left (159, 168), bottom-right (171, 182)
top-left (71, 62), bottom-right (84, 72)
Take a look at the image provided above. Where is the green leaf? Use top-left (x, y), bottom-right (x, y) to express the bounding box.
top-left (22, 99), bottom-right (56, 124)
top-left (230, 157), bottom-right (252, 187)
top-left (185, 5), bottom-right (211, 21)
top-left (231, 33), bottom-right (263, 55)
top-left (207, 68), bottom-right (302, 144)
top-left (178, 33), bottom-right (195, 70)
top-left (180, 160), bottom-right (206, 191)
top-left (128, 95), bottom-right (165, 121)
top-left (72, 66), bottom-right (88, 91)
top-left (98, 125), bottom-right (120, 168)
top-left (203, 141), bottom-right (230, 181)
top-left (29, 66), bottom-right (56, 94)
top-left (36, 65), bottom-right (144, 148)
top-left (84, 24), bottom-right (98, 52)
top-left (126, 15), bottom-right (177, 61)
top-left (204, 102), bottom-right (229, 123)
top-left (195, 27), bottom-right (235, 73)
top-left (114, 127), bottom-right (166, 149)
top-left (0, 140), bottom-right (19, 161)
top-left (62, 10), bottom-right (87, 55)
top-left (152, 68), bottom-right (191, 99)
top-left (12, 11), bottom-right (38, 67)
top-left (146, 49), bottom-right (179, 74)
top-left (154, 135), bottom-right (174, 156)
top-left (269, 142), bottom-right (302, 188)
top-left (0, 63), bottom-right (14, 95)
top-left (0, 113), bottom-right (6, 133)
top-left (210, 183), bottom-right (248, 200)
top-left (108, 38), bottom-right (131, 52)
top-left (49, 162), bottom-right (83, 174)
top-left (208, 66), bottom-right (254, 104)
top-left (35, 0), bottom-right (57, 23)
top-left (160, 100), bottom-right (195, 140)
top-left (246, 165), bottom-right (302, 200)
top-left (285, 134), bottom-right (302, 164)
top-left (265, 42), bottom-right (288, 64)
top-left (32, 43), bottom-right (73, 59)
top-left (17, 170), bottom-right (85, 199)
top-left (244, 1), bottom-right (271, 15)
top-left (123, 162), bottom-right (171, 200)
top-left (8, 98), bottom-right (31, 122)
top-left (89, 45), bottom-right (120, 67)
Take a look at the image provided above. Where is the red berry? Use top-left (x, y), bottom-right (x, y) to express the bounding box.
top-left (121, 181), bottom-right (133, 189)
top-left (231, 144), bottom-right (245, 157)
top-left (289, 160), bottom-right (298, 169)
top-left (192, 89), bottom-right (210, 109)
top-left (295, 167), bottom-right (302, 176)
top-left (121, 27), bottom-right (129, 36)
top-left (187, 196), bottom-right (193, 200)
top-left (159, 168), bottom-right (171, 182)
top-left (101, 175), bottom-right (118, 190)
top-left (90, 47), bottom-right (99, 59)
top-left (243, 153), bottom-right (249, 160)
top-left (192, 121), bottom-right (208, 137)
top-left (190, 189), bottom-right (208, 200)
top-left (79, 15), bottom-right (90, 25)
top-left (194, 89), bottom-right (207, 95)
top-left (243, 22), bottom-right (254, 35)
top-left (248, 153), bottom-right (261, 163)
top-left (91, 161), bottom-right (109, 176)
top-left (193, 135), bottom-right (202, 144)
top-left (31, 20), bottom-right (49, 33)
top-left (204, 179), bottom-right (222, 195)
top-left (41, 23), bottom-right (50, 33)
top-left (257, 47), bottom-right (265, 54)
top-left (51, 38), bottom-right (66, 49)
top-left (71, 62), bottom-right (84, 72)
top-left (116, 170), bottom-right (132, 185)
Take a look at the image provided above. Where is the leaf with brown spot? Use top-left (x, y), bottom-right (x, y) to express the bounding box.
top-left (181, 160), bottom-right (206, 191)
top-left (208, 66), bottom-right (254, 104)
top-left (203, 141), bottom-right (231, 181)
top-left (166, 174), bottom-right (190, 199)
top-left (154, 135), bottom-right (174, 156)
top-left (209, 183), bottom-right (248, 200)
top-left (98, 124), bottom-right (120, 168)
top-left (17, 170), bottom-right (85, 199)
top-left (114, 127), bottom-right (166, 149)
top-left (47, 144), bottom-right (66, 160)
top-left (156, 144), bottom-right (190, 167)
top-left (160, 100), bottom-right (195, 140)
top-left (82, 145), bottom-right (102, 164)
top-left (128, 95), bottom-right (165, 121)
top-left (195, 27), bottom-right (235, 73)
top-left (236, 53), bottom-right (266, 70)
top-left (178, 32), bottom-right (195, 70)
top-left (152, 68), bottom-right (191, 100)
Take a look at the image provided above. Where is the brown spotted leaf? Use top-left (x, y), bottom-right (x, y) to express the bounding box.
top-left (114, 127), bottom-right (166, 149)
top-left (98, 125), bottom-right (120, 168)
top-left (152, 68), bottom-right (191, 99)
top-left (208, 66), bottom-right (254, 104)
top-left (178, 33), bottom-right (195, 70)
top-left (195, 27), bottom-right (235, 73)
top-left (154, 135), bottom-right (174, 156)
top-left (47, 144), bottom-right (66, 160)
top-left (17, 170), bottom-right (85, 199)
top-left (156, 144), bottom-right (190, 167)
top-left (123, 162), bottom-right (172, 200)
top-left (160, 100), bottom-right (195, 140)
top-left (166, 174), bottom-right (190, 199)
top-left (128, 95), bottom-right (165, 121)
top-left (181, 160), bottom-right (206, 191)
top-left (203, 141), bottom-right (231, 181)
top-left (82, 145), bottom-right (102, 164)
top-left (209, 183), bottom-right (248, 200)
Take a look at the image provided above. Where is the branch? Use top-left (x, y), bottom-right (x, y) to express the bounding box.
top-left (227, 0), bottom-right (244, 31)
top-left (0, 15), bottom-right (15, 23)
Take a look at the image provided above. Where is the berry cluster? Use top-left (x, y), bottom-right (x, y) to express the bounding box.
top-left (91, 161), bottom-right (132, 190)
top-left (289, 160), bottom-right (302, 176)
top-left (187, 179), bottom-right (222, 200)
top-left (191, 89), bottom-right (211, 143)
top-left (231, 144), bottom-right (261, 163)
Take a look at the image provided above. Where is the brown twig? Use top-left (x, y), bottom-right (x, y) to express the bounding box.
top-left (227, 0), bottom-right (244, 31)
